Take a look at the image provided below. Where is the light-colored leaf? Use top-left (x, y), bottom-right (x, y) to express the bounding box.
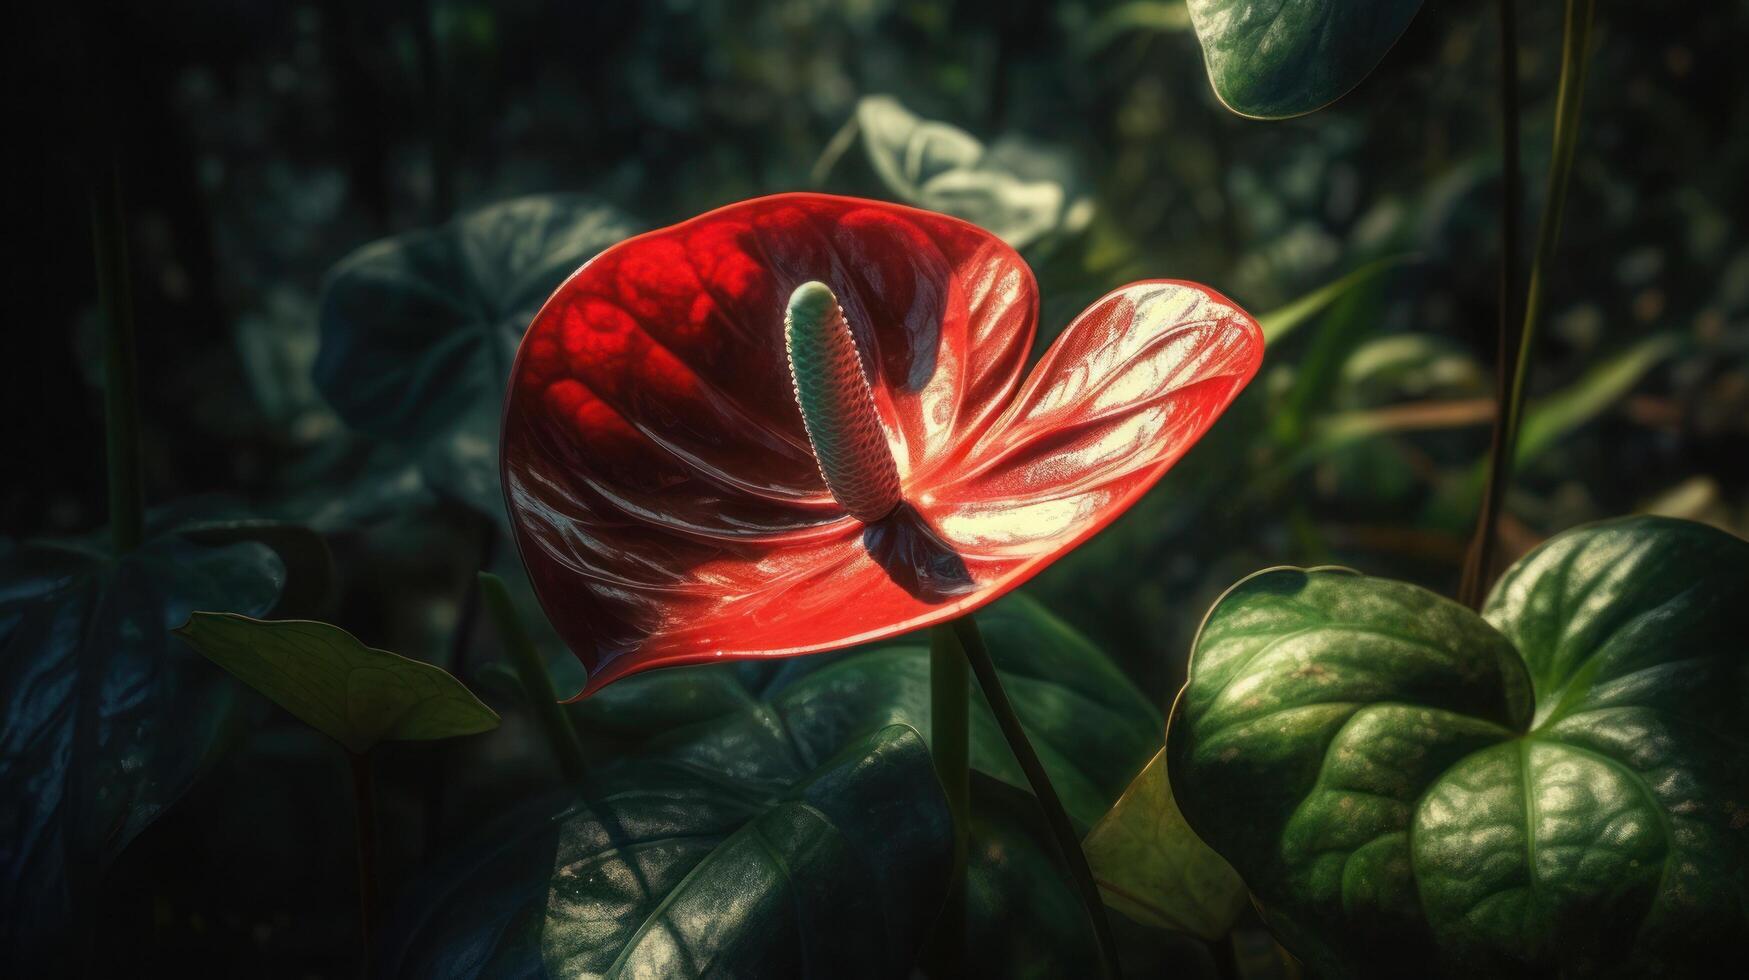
top-left (1084, 748), bottom-right (1247, 940)
top-left (176, 613), bottom-right (499, 754)
top-left (854, 95), bottom-right (1074, 249)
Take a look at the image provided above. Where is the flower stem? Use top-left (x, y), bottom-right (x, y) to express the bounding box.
top-left (1462, 0), bottom-right (1597, 606)
top-left (90, 167), bottom-right (143, 556)
top-left (349, 750), bottom-right (378, 980)
top-left (951, 615), bottom-right (1121, 978)
top-left (928, 623), bottom-right (970, 973)
top-left (479, 572), bottom-right (589, 782)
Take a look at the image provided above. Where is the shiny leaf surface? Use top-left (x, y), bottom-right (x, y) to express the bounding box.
top-left (381, 725), bottom-right (951, 979)
top-left (502, 193), bottom-right (1262, 694)
top-left (1187, 0), bottom-right (1426, 119)
top-left (175, 614), bottom-right (499, 754)
top-left (318, 195), bottom-right (637, 515)
top-left (572, 592), bottom-right (1161, 828)
top-left (568, 592), bottom-right (1163, 972)
top-left (1083, 749), bottom-right (1246, 940)
top-left (1167, 517), bottom-right (1749, 976)
top-left (0, 516), bottom-right (324, 967)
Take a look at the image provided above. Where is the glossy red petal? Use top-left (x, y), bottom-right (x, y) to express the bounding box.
top-left (919, 280), bottom-right (1263, 563)
top-left (501, 194), bottom-right (1037, 694)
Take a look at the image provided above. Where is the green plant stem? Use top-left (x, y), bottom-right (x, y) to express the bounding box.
top-left (479, 572), bottom-right (588, 782)
top-left (90, 169), bottom-right (143, 556)
top-left (928, 623), bottom-right (970, 974)
top-left (349, 751), bottom-right (378, 980)
top-left (1462, 0), bottom-right (1597, 606)
top-left (1211, 931), bottom-right (1243, 980)
top-left (951, 615), bottom-right (1121, 979)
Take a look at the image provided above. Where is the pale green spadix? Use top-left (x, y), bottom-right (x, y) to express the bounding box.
top-left (784, 281), bottom-right (903, 523)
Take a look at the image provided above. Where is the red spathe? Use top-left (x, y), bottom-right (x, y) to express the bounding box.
top-left (501, 193), bottom-right (1263, 696)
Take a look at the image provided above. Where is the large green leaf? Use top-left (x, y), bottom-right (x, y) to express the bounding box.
top-left (0, 514), bottom-right (326, 968)
top-left (175, 614), bottom-right (499, 754)
top-left (1083, 749), bottom-right (1246, 941)
top-left (1187, 1), bottom-right (1426, 119)
top-left (575, 592), bottom-right (1162, 828)
top-left (1167, 517), bottom-right (1749, 977)
top-left (381, 725), bottom-right (952, 979)
top-left (315, 195), bottom-right (637, 516)
top-left (565, 591), bottom-right (1165, 971)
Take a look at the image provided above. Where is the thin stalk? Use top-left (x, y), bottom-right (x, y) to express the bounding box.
top-left (90, 169), bottom-right (144, 555)
top-left (479, 572), bottom-right (588, 781)
top-left (349, 751), bottom-right (379, 979)
top-left (1462, 0), bottom-right (1597, 605)
top-left (927, 623), bottom-right (970, 974)
top-left (1211, 931), bottom-right (1242, 980)
top-left (951, 616), bottom-right (1120, 979)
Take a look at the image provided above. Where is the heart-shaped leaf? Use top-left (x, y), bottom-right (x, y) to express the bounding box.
top-left (1187, 0), bottom-right (1426, 119)
top-left (1083, 748), bottom-right (1246, 941)
top-left (175, 614), bottom-right (500, 755)
top-left (849, 96), bottom-right (1084, 249)
top-left (381, 725), bottom-right (951, 978)
top-left (0, 515), bottom-right (326, 968)
top-left (1167, 517), bottom-right (1749, 976)
top-left (315, 195), bottom-right (638, 516)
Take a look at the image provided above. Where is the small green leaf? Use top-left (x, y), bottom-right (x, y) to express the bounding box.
top-left (175, 614), bottom-right (499, 754)
top-left (844, 96), bottom-right (1084, 250)
top-left (1168, 517), bottom-right (1749, 976)
top-left (1084, 749), bottom-right (1247, 941)
top-left (1429, 334), bottom-right (1680, 528)
top-left (1188, 0), bottom-right (1427, 119)
top-left (1256, 254), bottom-right (1416, 345)
top-left (1513, 333), bottom-right (1679, 462)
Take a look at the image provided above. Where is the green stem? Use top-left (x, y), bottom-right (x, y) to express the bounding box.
top-left (478, 572), bottom-right (589, 782)
top-left (928, 623), bottom-right (970, 973)
top-left (1460, 0), bottom-right (1522, 608)
top-left (90, 168), bottom-right (143, 556)
top-left (1211, 930), bottom-right (1243, 980)
top-left (349, 751), bottom-right (378, 980)
top-left (951, 616), bottom-right (1121, 979)
top-left (1462, 0), bottom-right (1596, 605)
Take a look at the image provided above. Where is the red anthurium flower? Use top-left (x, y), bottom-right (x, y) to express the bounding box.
top-left (502, 193), bottom-right (1263, 696)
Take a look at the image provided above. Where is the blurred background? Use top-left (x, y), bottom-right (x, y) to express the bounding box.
top-left (6, 1), bottom-right (1746, 974)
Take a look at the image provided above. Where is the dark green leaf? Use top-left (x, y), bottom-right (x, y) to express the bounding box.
top-left (315, 195), bottom-right (637, 516)
top-left (563, 593), bottom-right (1162, 970)
top-left (575, 592), bottom-right (1162, 828)
top-left (1167, 517), bottom-right (1749, 976)
top-left (1083, 749), bottom-right (1246, 940)
top-left (0, 514), bottom-right (320, 967)
top-left (381, 725), bottom-right (952, 979)
top-left (175, 614), bottom-right (499, 754)
top-left (1187, 0), bottom-right (1426, 119)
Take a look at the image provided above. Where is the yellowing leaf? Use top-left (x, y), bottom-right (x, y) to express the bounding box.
top-left (1083, 748), bottom-right (1246, 940)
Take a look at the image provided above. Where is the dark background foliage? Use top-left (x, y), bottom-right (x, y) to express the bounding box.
top-left (4, 1), bottom-right (1746, 975)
